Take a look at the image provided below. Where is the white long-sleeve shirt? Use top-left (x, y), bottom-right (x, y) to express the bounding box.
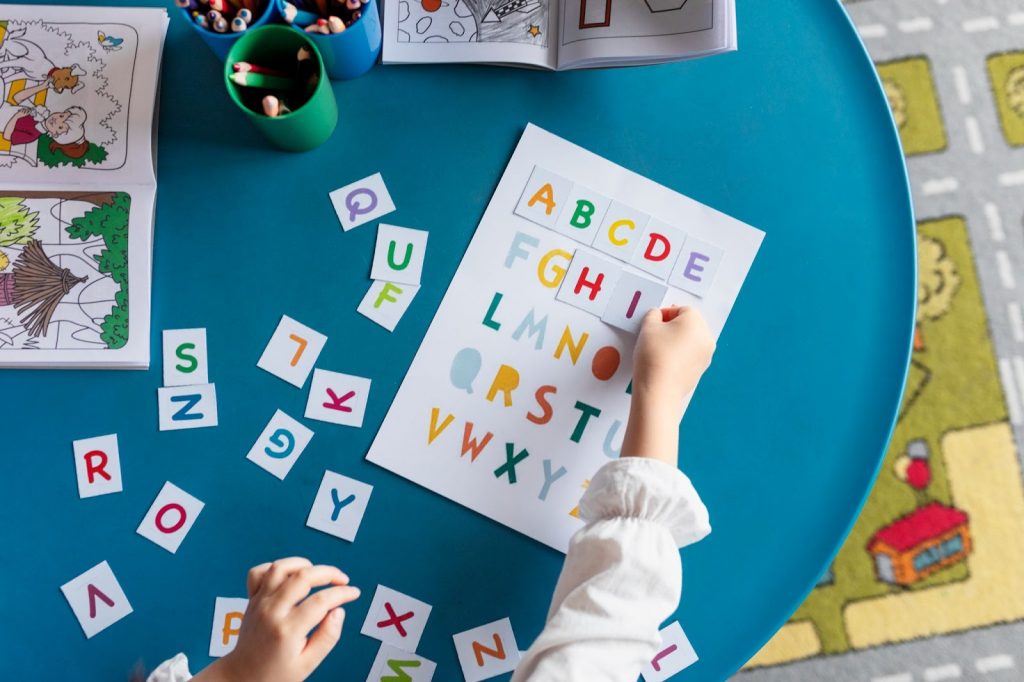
top-left (148, 458), bottom-right (710, 682)
top-left (511, 457), bottom-right (711, 682)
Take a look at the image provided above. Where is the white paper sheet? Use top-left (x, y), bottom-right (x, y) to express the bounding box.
top-left (366, 124), bottom-right (762, 551)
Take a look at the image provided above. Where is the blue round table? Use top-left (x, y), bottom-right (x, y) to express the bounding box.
top-left (1, 1), bottom-right (915, 680)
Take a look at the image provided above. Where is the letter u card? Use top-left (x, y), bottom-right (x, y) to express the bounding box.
top-left (366, 124), bottom-right (763, 551)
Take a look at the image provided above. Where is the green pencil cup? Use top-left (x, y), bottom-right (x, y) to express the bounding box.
top-left (224, 25), bottom-right (338, 152)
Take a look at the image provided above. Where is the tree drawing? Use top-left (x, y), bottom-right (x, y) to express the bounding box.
top-left (0, 239), bottom-right (87, 337)
top-left (0, 197), bottom-right (40, 246)
top-left (65, 192), bottom-right (130, 348)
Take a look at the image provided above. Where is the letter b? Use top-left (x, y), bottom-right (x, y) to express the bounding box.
top-left (569, 200), bottom-right (595, 229)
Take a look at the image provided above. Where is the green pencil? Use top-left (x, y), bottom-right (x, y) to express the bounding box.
top-left (230, 71), bottom-right (293, 89)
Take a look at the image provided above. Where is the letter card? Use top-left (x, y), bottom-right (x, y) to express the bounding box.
top-left (61, 561), bottom-right (133, 639)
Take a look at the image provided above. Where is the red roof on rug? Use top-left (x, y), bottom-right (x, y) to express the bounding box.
top-left (867, 502), bottom-right (969, 553)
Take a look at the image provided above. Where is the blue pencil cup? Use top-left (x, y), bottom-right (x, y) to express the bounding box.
top-left (179, 1), bottom-right (283, 62)
top-left (275, 0), bottom-right (381, 80)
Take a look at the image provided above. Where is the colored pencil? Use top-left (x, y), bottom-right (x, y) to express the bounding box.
top-left (231, 71), bottom-right (294, 89)
top-left (233, 62), bottom-right (290, 76)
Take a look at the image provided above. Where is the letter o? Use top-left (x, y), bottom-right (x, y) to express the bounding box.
top-left (155, 503), bottom-right (187, 534)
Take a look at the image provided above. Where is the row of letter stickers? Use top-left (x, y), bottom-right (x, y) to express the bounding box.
top-left (330, 172), bottom-right (424, 331)
top-left (515, 165), bottom-right (724, 332)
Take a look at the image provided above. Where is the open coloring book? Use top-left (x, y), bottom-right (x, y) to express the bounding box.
top-left (383, 0), bottom-right (736, 70)
top-left (0, 5), bottom-right (168, 368)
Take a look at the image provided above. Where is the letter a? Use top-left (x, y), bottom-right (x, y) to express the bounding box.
top-left (527, 183), bottom-right (557, 215)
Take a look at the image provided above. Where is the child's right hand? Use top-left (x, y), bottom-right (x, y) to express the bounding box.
top-left (196, 557), bottom-right (360, 682)
top-left (621, 307), bottom-right (715, 466)
top-left (632, 306), bottom-right (715, 408)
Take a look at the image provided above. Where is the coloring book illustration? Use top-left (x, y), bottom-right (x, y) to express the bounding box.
top-left (0, 192), bottom-right (130, 351)
top-left (0, 17), bottom-right (139, 170)
top-left (396, 0), bottom-right (548, 47)
top-left (560, 0), bottom-right (714, 47)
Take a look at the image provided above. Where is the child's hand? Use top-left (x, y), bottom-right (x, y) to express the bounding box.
top-left (197, 557), bottom-right (361, 682)
top-left (633, 306), bottom-right (714, 407)
top-left (622, 307), bottom-right (715, 466)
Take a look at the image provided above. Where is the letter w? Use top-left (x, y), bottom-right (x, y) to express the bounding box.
top-left (461, 422), bottom-right (493, 462)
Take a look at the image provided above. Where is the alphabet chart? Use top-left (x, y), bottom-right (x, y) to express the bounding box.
top-left (367, 124), bottom-right (763, 551)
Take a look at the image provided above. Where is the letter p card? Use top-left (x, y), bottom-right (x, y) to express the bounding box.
top-left (452, 617), bottom-right (521, 682)
top-left (210, 597), bottom-right (249, 657)
top-left (61, 561), bottom-right (132, 639)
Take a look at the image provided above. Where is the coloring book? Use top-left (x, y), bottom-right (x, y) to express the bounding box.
top-left (367, 124), bottom-right (762, 551)
top-left (382, 0), bottom-right (736, 70)
top-left (0, 5), bottom-right (168, 368)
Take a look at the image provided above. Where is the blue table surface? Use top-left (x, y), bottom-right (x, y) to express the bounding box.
top-left (0, 1), bottom-right (915, 680)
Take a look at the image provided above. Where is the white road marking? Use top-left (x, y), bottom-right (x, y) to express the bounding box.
top-left (998, 359), bottom-right (1023, 425)
top-left (923, 177), bottom-right (959, 195)
top-left (872, 674), bottom-right (913, 682)
top-left (975, 654), bottom-right (1015, 673)
top-left (963, 16), bottom-right (1000, 32)
top-left (996, 251), bottom-right (1016, 289)
top-left (898, 17), bottom-right (933, 33)
top-left (859, 23), bottom-right (888, 39)
top-left (1012, 358), bottom-right (1024, 420)
top-left (998, 169), bottom-right (1024, 186)
top-left (924, 664), bottom-right (961, 681)
top-left (952, 66), bottom-right (972, 104)
top-left (1009, 12), bottom-right (1024, 26)
top-left (1008, 302), bottom-right (1024, 342)
top-left (965, 116), bottom-right (985, 154)
top-left (984, 202), bottom-right (1005, 242)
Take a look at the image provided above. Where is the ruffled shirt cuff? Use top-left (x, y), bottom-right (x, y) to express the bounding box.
top-left (579, 457), bottom-right (711, 548)
top-left (146, 654), bottom-right (192, 682)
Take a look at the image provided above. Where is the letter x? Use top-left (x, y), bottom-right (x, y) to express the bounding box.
top-left (494, 443), bottom-right (530, 484)
top-left (377, 602), bottom-right (414, 637)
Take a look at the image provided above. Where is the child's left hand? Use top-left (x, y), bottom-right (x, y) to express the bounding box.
top-left (195, 557), bottom-right (361, 682)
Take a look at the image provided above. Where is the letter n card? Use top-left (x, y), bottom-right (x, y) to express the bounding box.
top-left (452, 617), bottom-right (521, 682)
